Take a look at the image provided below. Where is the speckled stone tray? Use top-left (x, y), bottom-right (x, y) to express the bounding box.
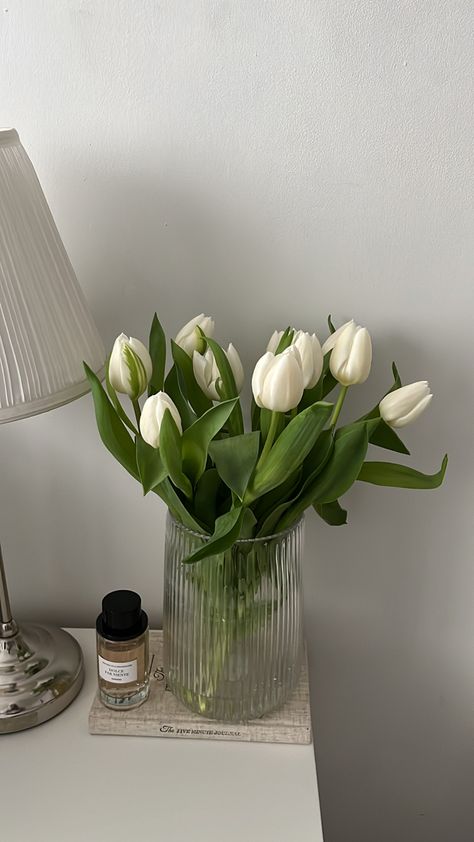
top-left (89, 630), bottom-right (312, 744)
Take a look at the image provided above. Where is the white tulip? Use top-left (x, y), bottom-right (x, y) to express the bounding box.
top-left (252, 346), bottom-right (304, 412)
top-left (226, 343), bottom-right (245, 392)
top-left (322, 320), bottom-right (354, 355)
top-left (175, 313), bottom-right (215, 356)
top-left (266, 330), bottom-right (284, 353)
top-left (329, 322), bottom-right (372, 386)
top-left (379, 381), bottom-right (433, 428)
top-left (193, 343), bottom-right (244, 401)
top-left (266, 328), bottom-right (323, 389)
top-left (139, 392), bottom-right (182, 448)
top-left (293, 331), bottom-right (323, 389)
top-left (109, 333), bottom-right (152, 400)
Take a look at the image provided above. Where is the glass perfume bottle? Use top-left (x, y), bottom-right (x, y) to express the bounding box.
top-left (96, 590), bottom-right (149, 710)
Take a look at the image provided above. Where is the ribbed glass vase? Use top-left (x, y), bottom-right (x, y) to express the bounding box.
top-left (163, 513), bottom-right (304, 722)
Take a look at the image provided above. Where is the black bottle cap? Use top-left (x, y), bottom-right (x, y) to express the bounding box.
top-left (96, 590), bottom-right (148, 641)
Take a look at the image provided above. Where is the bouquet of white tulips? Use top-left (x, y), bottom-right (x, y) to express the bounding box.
top-left (85, 313), bottom-right (447, 563)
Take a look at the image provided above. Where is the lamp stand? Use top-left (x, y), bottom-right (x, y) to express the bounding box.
top-left (0, 544), bottom-right (84, 733)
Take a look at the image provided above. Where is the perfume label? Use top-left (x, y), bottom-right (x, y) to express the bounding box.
top-left (98, 655), bottom-right (138, 684)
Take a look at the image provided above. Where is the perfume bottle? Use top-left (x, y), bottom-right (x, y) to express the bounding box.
top-left (96, 590), bottom-right (149, 710)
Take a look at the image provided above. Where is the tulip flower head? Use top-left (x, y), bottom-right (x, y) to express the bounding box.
top-left (321, 320), bottom-right (354, 355)
top-left (175, 314), bottom-right (215, 356)
top-left (267, 328), bottom-right (323, 389)
top-left (193, 343), bottom-right (244, 401)
top-left (109, 333), bottom-right (153, 400)
top-left (328, 321), bottom-right (372, 386)
top-left (266, 329), bottom-right (284, 354)
top-left (139, 392), bottom-right (182, 448)
top-left (293, 330), bottom-right (323, 389)
top-left (252, 346), bottom-right (304, 412)
top-left (379, 381), bottom-right (433, 428)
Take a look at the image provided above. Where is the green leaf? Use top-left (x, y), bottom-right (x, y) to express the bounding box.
top-left (358, 455), bottom-right (448, 489)
top-left (369, 420), bottom-right (410, 455)
top-left (257, 435), bottom-right (334, 536)
top-left (171, 339), bottom-right (212, 416)
top-left (327, 314), bottom-right (336, 334)
top-left (257, 498), bottom-right (294, 537)
top-left (84, 363), bottom-right (139, 480)
top-left (352, 363), bottom-right (408, 455)
top-left (193, 469), bottom-right (222, 530)
top-left (148, 312), bottom-right (166, 395)
top-left (277, 422), bottom-right (369, 530)
top-left (275, 327), bottom-right (294, 353)
top-left (181, 398), bottom-right (238, 484)
top-left (104, 355), bottom-right (138, 434)
top-left (390, 361), bottom-right (402, 390)
top-left (251, 397), bottom-right (260, 432)
top-left (152, 479), bottom-right (204, 532)
top-left (336, 417), bottom-right (381, 441)
top-left (314, 500), bottom-right (347, 525)
top-left (209, 431), bottom-right (260, 500)
top-left (301, 428), bottom-right (334, 481)
top-left (313, 424), bottom-right (369, 503)
top-left (201, 334), bottom-right (244, 435)
top-left (239, 508), bottom-right (258, 539)
top-left (163, 364), bottom-right (196, 429)
top-left (183, 506), bottom-right (246, 564)
top-left (159, 409), bottom-right (193, 498)
top-left (247, 401), bottom-right (333, 500)
top-left (202, 335), bottom-right (237, 397)
top-left (136, 436), bottom-right (167, 494)
top-left (252, 466), bottom-right (302, 520)
top-left (311, 425), bottom-right (368, 503)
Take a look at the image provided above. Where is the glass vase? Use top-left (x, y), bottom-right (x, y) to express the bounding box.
top-left (163, 512), bottom-right (304, 722)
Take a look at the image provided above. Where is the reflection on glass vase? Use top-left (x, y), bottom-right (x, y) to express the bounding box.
top-left (163, 513), bottom-right (304, 722)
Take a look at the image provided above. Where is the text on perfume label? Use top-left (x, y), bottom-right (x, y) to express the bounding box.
top-left (98, 656), bottom-right (138, 683)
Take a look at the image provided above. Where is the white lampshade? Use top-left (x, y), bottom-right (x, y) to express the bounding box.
top-left (0, 129), bottom-right (105, 424)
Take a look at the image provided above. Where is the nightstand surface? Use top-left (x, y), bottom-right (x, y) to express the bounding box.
top-left (1, 628), bottom-right (324, 842)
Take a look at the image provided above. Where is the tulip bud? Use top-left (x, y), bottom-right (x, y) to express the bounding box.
top-left (175, 313), bottom-right (215, 356)
top-left (321, 320), bottom-right (354, 355)
top-left (139, 391), bottom-right (182, 448)
top-left (252, 346), bottom-right (304, 412)
top-left (109, 333), bottom-right (153, 400)
top-left (329, 322), bottom-right (372, 386)
top-left (193, 343), bottom-right (244, 400)
top-left (267, 328), bottom-right (323, 389)
top-left (379, 381), bottom-right (433, 428)
top-left (293, 330), bottom-right (323, 389)
top-left (266, 330), bottom-right (284, 353)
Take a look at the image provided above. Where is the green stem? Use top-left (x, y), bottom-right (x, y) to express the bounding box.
top-left (258, 411), bottom-right (280, 466)
top-left (330, 385), bottom-right (348, 429)
top-left (132, 399), bottom-right (141, 428)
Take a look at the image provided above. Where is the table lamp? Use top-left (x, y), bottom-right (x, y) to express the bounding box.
top-left (0, 129), bottom-right (105, 733)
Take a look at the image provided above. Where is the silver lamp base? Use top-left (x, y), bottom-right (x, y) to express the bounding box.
top-left (0, 622), bottom-right (84, 734)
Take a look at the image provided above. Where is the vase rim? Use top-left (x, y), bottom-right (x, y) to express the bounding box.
top-left (167, 511), bottom-right (304, 544)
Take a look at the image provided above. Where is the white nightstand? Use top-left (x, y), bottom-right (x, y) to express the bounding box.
top-left (1, 629), bottom-right (324, 842)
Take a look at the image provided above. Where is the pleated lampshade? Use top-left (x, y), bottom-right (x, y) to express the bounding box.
top-left (0, 129), bottom-right (105, 424)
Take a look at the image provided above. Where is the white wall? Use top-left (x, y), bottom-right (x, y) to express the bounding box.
top-left (1, 3), bottom-right (472, 840)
